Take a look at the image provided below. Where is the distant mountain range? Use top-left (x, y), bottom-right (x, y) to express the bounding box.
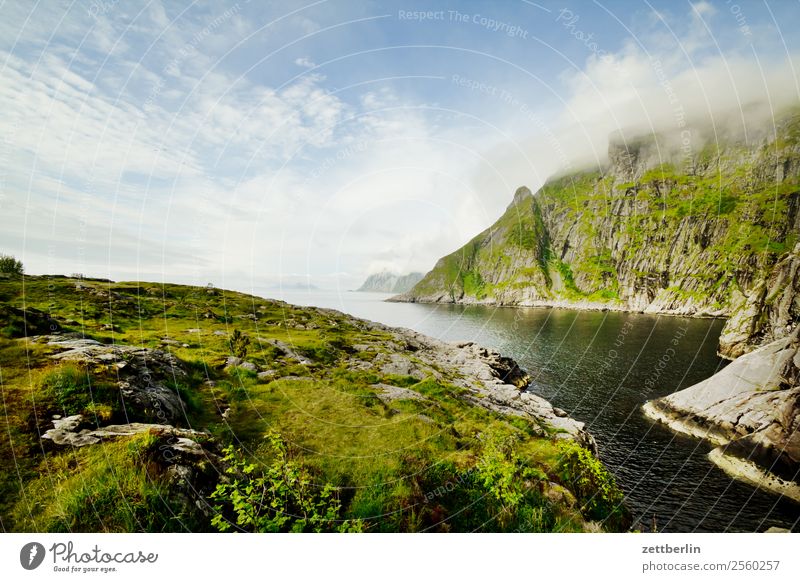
top-left (264, 282), bottom-right (320, 291)
top-left (356, 271), bottom-right (423, 293)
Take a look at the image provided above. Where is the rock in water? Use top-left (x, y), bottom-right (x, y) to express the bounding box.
top-left (644, 328), bottom-right (800, 502)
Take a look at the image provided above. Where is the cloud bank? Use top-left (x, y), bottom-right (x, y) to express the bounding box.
top-left (0, 1), bottom-right (798, 291)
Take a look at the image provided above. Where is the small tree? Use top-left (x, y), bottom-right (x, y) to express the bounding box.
top-left (0, 254), bottom-right (23, 276)
top-left (229, 329), bottom-right (250, 360)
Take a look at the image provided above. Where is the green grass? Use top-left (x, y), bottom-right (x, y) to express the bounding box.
top-left (41, 364), bottom-right (119, 419)
top-left (10, 432), bottom-right (206, 532)
top-left (0, 274), bottom-right (627, 532)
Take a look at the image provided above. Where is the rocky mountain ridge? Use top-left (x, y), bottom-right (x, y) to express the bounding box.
top-left (394, 109), bottom-right (800, 359)
top-left (394, 109), bottom-right (800, 502)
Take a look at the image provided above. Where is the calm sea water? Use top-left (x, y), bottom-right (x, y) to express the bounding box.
top-left (264, 288), bottom-right (799, 532)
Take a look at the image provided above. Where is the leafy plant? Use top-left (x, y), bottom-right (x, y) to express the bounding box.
top-left (210, 430), bottom-right (363, 533)
top-left (475, 431), bottom-right (547, 527)
top-left (229, 329), bottom-right (250, 360)
top-left (556, 440), bottom-right (626, 526)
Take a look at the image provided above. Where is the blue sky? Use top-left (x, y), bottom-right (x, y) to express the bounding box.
top-left (1, 0), bottom-right (798, 292)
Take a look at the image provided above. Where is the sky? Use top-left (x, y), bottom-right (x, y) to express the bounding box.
top-left (1, 0), bottom-right (799, 293)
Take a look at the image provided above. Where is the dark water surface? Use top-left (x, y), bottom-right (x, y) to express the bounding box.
top-left (265, 289), bottom-right (800, 532)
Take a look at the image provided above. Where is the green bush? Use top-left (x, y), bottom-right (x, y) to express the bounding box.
top-left (229, 329), bottom-right (250, 359)
top-left (210, 430), bottom-right (363, 533)
top-left (556, 440), bottom-right (626, 526)
top-left (475, 432), bottom-right (548, 527)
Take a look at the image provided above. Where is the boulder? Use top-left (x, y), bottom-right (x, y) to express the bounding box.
top-left (371, 383), bottom-right (426, 405)
top-left (226, 356), bottom-right (257, 371)
top-left (260, 338), bottom-right (312, 365)
top-left (377, 353), bottom-right (424, 379)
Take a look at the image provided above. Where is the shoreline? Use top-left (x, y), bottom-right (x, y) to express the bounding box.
top-left (387, 295), bottom-right (729, 321)
top-left (643, 393), bottom-right (800, 505)
top-left (708, 448), bottom-right (800, 504)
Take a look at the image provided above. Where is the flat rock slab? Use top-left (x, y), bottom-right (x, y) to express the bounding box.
top-left (42, 415), bottom-right (208, 448)
top-left (371, 383), bottom-right (426, 404)
top-left (644, 329), bottom-right (800, 497)
top-left (650, 330), bottom-right (799, 439)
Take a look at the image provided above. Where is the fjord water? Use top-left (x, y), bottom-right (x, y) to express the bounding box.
top-left (267, 289), bottom-right (799, 532)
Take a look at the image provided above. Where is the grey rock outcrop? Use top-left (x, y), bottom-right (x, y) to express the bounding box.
top-left (372, 383), bottom-right (427, 405)
top-left (644, 329), bottom-right (800, 501)
top-left (40, 413), bottom-right (222, 517)
top-left (42, 414), bottom-right (209, 448)
top-left (259, 338), bottom-right (312, 366)
top-left (349, 322), bottom-right (596, 452)
top-left (38, 335), bottom-right (189, 424)
top-left (719, 243), bottom-right (800, 358)
top-left (225, 356), bottom-right (258, 371)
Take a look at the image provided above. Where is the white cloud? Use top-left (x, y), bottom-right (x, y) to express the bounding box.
top-left (477, 3), bottom-right (800, 196)
top-left (3, 0), bottom-right (798, 293)
top-left (294, 56), bottom-right (316, 68)
top-left (691, 1), bottom-right (717, 19)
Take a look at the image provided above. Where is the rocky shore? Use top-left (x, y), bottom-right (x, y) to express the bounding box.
top-left (35, 317), bottom-right (595, 455)
top-left (26, 309), bottom-right (598, 525)
top-left (362, 320), bottom-right (597, 451)
top-left (644, 328), bottom-right (800, 502)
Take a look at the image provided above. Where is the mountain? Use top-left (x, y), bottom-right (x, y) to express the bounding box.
top-left (394, 108), bottom-right (800, 500)
top-left (265, 281), bottom-right (320, 291)
top-left (356, 271), bottom-right (423, 293)
top-left (394, 109), bottom-right (800, 358)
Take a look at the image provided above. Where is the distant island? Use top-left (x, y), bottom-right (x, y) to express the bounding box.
top-left (356, 271), bottom-right (423, 293)
top-left (264, 281), bottom-right (321, 291)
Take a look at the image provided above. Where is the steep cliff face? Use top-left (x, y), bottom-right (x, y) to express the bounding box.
top-left (395, 110), bottom-right (800, 356)
top-left (719, 243), bottom-right (800, 357)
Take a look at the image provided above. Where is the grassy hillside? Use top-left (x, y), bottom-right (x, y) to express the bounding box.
top-left (0, 274), bottom-right (627, 532)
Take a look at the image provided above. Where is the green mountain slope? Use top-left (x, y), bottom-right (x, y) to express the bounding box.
top-left (396, 109), bottom-right (800, 357)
